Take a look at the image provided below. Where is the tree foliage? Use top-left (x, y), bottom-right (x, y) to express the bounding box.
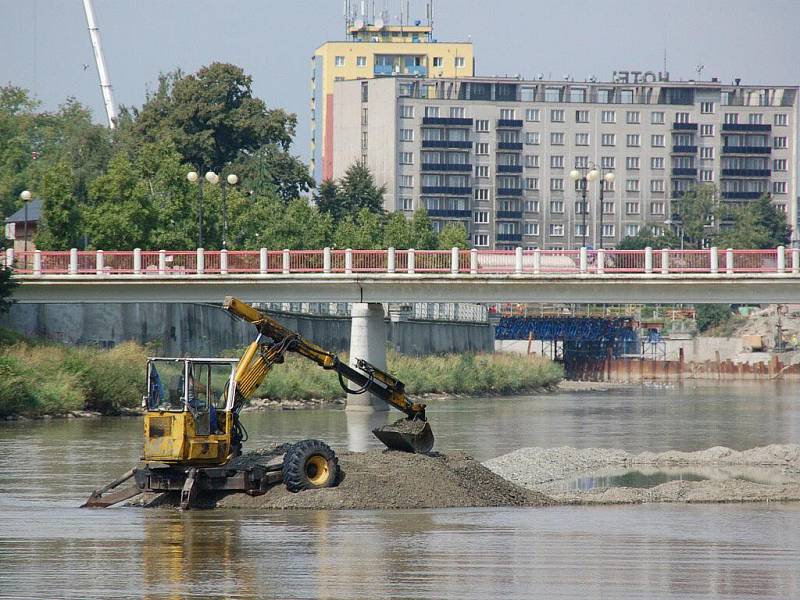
top-left (715, 196), bottom-right (790, 249)
top-left (317, 162), bottom-right (385, 222)
top-left (696, 304), bottom-right (732, 333)
top-left (438, 222), bottom-right (470, 249)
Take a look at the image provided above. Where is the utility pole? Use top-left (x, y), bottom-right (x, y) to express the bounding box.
top-left (82, 0), bottom-right (118, 128)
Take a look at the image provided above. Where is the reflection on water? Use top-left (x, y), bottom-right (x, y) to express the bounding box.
top-left (1, 383), bottom-right (799, 599)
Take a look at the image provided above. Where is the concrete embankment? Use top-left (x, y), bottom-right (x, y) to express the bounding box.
top-left (485, 444), bottom-right (800, 505)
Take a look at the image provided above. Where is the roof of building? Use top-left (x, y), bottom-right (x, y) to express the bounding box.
top-left (4, 199), bottom-right (43, 224)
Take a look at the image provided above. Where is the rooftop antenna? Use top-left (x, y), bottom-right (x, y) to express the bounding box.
top-left (81, 0), bottom-right (117, 128)
top-left (695, 64), bottom-right (704, 80)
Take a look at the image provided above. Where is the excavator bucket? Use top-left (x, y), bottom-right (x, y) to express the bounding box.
top-left (372, 417), bottom-right (434, 454)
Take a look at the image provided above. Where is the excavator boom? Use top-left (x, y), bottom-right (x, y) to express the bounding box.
top-left (223, 297), bottom-right (434, 453)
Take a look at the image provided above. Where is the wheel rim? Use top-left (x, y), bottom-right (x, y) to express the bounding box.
top-left (305, 455), bottom-right (330, 486)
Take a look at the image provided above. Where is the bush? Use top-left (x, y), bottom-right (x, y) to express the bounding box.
top-left (696, 304), bottom-right (732, 333)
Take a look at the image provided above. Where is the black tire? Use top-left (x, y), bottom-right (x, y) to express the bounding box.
top-left (282, 439), bottom-right (339, 493)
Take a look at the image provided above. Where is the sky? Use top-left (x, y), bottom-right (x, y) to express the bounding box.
top-left (1, 0), bottom-right (799, 163)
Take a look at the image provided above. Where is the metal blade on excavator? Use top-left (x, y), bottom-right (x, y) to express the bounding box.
top-left (372, 417), bottom-right (434, 454)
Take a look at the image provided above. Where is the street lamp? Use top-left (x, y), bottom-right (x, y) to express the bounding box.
top-left (187, 170), bottom-right (219, 248)
top-left (664, 218), bottom-right (685, 250)
top-left (569, 167), bottom-right (598, 248)
top-left (19, 190), bottom-right (32, 265)
top-left (221, 173), bottom-right (238, 249)
top-left (597, 171), bottom-right (615, 250)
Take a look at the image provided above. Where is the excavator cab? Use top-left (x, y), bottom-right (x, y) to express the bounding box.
top-left (142, 358), bottom-right (240, 466)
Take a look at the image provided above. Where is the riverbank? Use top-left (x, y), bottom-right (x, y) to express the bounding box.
top-left (0, 337), bottom-right (563, 419)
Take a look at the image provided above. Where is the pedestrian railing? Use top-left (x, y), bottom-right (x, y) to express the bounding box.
top-left (3, 246), bottom-right (797, 277)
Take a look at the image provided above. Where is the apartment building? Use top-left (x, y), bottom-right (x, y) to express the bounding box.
top-left (310, 20), bottom-right (473, 183)
top-left (332, 76), bottom-right (798, 249)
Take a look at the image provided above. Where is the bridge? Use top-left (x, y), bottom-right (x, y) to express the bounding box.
top-left (5, 246), bottom-right (800, 305)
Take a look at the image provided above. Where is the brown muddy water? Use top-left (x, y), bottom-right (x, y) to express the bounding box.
top-left (1, 383), bottom-right (799, 599)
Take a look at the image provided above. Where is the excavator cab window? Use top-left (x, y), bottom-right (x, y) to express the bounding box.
top-left (186, 361), bottom-right (237, 435)
top-left (146, 360), bottom-right (185, 411)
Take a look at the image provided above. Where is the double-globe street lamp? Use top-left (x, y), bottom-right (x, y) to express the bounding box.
top-left (569, 166), bottom-right (615, 249)
top-left (186, 171), bottom-right (238, 248)
top-left (19, 190), bottom-right (33, 267)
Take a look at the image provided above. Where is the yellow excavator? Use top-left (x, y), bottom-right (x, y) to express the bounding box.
top-left (83, 297), bottom-right (434, 509)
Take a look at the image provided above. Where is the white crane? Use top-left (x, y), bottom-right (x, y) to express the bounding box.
top-left (82, 0), bottom-right (118, 128)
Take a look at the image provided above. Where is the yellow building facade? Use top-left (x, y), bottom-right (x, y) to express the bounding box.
top-left (311, 23), bottom-right (473, 181)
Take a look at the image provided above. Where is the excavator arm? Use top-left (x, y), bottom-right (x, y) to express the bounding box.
top-left (223, 297), bottom-right (433, 453)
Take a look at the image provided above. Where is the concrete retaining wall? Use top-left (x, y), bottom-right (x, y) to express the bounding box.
top-left (1, 303), bottom-right (493, 356)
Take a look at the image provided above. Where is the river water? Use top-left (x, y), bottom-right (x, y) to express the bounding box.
top-left (1, 383), bottom-right (798, 599)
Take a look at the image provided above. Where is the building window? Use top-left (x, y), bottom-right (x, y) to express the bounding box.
top-left (651, 111), bottom-right (665, 124)
top-left (749, 113), bottom-right (764, 125)
top-left (525, 177), bottom-right (539, 190)
top-left (675, 112), bottom-right (690, 124)
top-left (602, 201), bottom-right (615, 215)
top-left (602, 224), bottom-right (615, 238)
top-left (601, 110), bottom-right (616, 123)
top-left (774, 114), bottom-right (788, 126)
top-left (600, 156), bottom-right (615, 169)
top-left (700, 102), bottom-right (715, 114)
top-left (624, 224), bottom-right (639, 237)
top-left (549, 224), bottom-right (564, 237)
top-left (650, 201), bottom-right (665, 215)
top-left (474, 165), bottom-right (489, 178)
top-left (650, 179), bottom-right (665, 192)
top-left (575, 132), bottom-right (590, 146)
top-left (474, 188), bottom-right (489, 200)
top-left (574, 201), bottom-right (588, 215)
top-left (472, 142), bottom-right (488, 155)
top-left (335, 56), bottom-right (345, 67)
top-left (699, 169), bottom-right (713, 182)
top-left (626, 157), bottom-right (640, 170)
top-left (626, 134), bottom-right (640, 147)
top-left (525, 132), bottom-right (540, 145)
top-left (400, 105), bottom-right (415, 119)
top-left (473, 234), bottom-right (489, 247)
top-left (626, 111), bottom-right (640, 124)
top-left (651, 157), bottom-right (665, 170)
top-left (575, 223), bottom-right (587, 237)
top-left (473, 120), bottom-right (489, 134)
top-left (721, 113), bottom-right (738, 126)
top-left (625, 201), bottom-right (640, 215)
top-left (399, 152), bottom-right (414, 165)
top-left (550, 200), bottom-right (564, 213)
top-left (551, 109), bottom-right (565, 122)
top-left (524, 223), bottom-right (539, 236)
top-left (700, 124), bottom-right (714, 136)
top-left (361, 131), bottom-right (368, 150)
top-left (550, 178), bottom-right (564, 191)
top-left (500, 108), bottom-right (516, 120)
top-left (550, 155), bottom-right (564, 169)
top-left (773, 181), bottom-right (787, 194)
top-left (525, 155), bottom-right (540, 168)
top-left (601, 133), bottom-right (616, 146)
top-left (455, 56), bottom-right (466, 68)
top-left (334, 76), bottom-right (345, 81)
top-left (399, 175), bottom-right (414, 187)
top-left (700, 147), bottom-right (714, 159)
top-left (474, 211), bottom-right (488, 223)
top-left (524, 200), bottom-right (540, 212)
top-left (625, 179), bottom-right (640, 192)
top-left (525, 108), bottom-right (540, 122)
top-left (773, 159), bottom-right (787, 171)
top-left (575, 110), bottom-right (589, 123)
top-left (450, 106), bottom-right (466, 118)
top-left (400, 197), bottom-right (412, 211)
top-left (774, 136), bottom-right (788, 149)
top-left (651, 134), bottom-right (665, 147)
top-left (433, 56), bottom-right (443, 67)
top-left (399, 128), bottom-right (414, 142)
top-left (356, 56), bottom-right (367, 67)
top-left (550, 132), bottom-right (565, 145)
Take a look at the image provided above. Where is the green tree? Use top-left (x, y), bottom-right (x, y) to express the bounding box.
top-left (409, 209), bottom-right (438, 249)
top-left (228, 196), bottom-right (332, 250)
top-left (617, 226), bottom-right (679, 250)
top-left (235, 144), bottom-right (314, 202)
top-left (333, 208), bottom-right (383, 249)
top-left (0, 265), bottom-right (18, 313)
top-left (314, 179), bottom-right (340, 217)
top-left (322, 161), bottom-right (385, 222)
top-left (383, 212), bottom-right (414, 249)
top-left (437, 222), bottom-right (469, 249)
top-left (715, 195), bottom-right (790, 249)
top-left (35, 160), bottom-right (82, 249)
top-left (673, 185), bottom-right (721, 248)
top-left (696, 304), bottom-right (732, 332)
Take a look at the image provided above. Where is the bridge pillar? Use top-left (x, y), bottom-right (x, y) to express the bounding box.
top-left (470, 248), bottom-right (478, 274)
top-left (644, 247), bottom-right (653, 274)
top-left (346, 302), bottom-right (389, 412)
top-left (661, 248), bottom-right (670, 274)
top-left (96, 250), bottom-right (104, 276)
top-left (387, 247), bottom-right (396, 273)
top-left (792, 248), bottom-right (799, 274)
top-left (69, 248), bottom-right (78, 275)
top-left (777, 246), bottom-right (786, 274)
top-left (324, 247), bottom-right (332, 273)
top-left (710, 247), bottom-right (719, 274)
top-left (4, 247), bottom-right (12, 269)
top-left (33, 250), bottom-right (41, 276)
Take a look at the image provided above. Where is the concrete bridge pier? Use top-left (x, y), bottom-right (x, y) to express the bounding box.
top-left (345, 302), bottom-right (389, 412)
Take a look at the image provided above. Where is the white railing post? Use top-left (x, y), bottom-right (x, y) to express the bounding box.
top-left (597, 248), bottom-right (605, 274)
top-left (159, 250), bottom-right (166, 275)
top-left (345, 249), bottom-right (353, 274)
top-left (533, 248), bottom-right (541, 274)
top-left (709, 247), bottom-right (718, 274)
top-left (407, 248), bottom-right (415, 274)
top-left (69, 248), bottom-right (78, 275)
top-left (792, 248), bottom-right (799, 274)
top-left (579, 247), bottom-right (588, 273)
top-left (726, 248), bottom-right (734, 275)
top-left (33, 250), bottom-right (42, 276)
top-left (470, 248), bottom-right (478, 274)
top-left (777, 246), bottom-right (786, 274)
top-left (282, 249), bottom-right (290, 274)
top-left (196, 248), bottom-right (204, 275)
top-left (259, 248), bottom-right (268, 275)
top-left (4, 248), bottom-right (12, 269)
top-left (451, 247), bottom-right (460, 274)
top-left (661, 249), bottom-right (669, 274)
top-left (644, 246), bottom-right (653, 274)
top-left (387, 247), bottom-right (395, 273)
top-left (95, 250), bottom-right (104, 275)
top-left (133, 248), bottom-right (142, 275)
top-left (323, 247), bottom-right (332, 274)
top-left (515, 247), bottom-right (524, 274)
top-left (220, 249), bottom-right (228, 275)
